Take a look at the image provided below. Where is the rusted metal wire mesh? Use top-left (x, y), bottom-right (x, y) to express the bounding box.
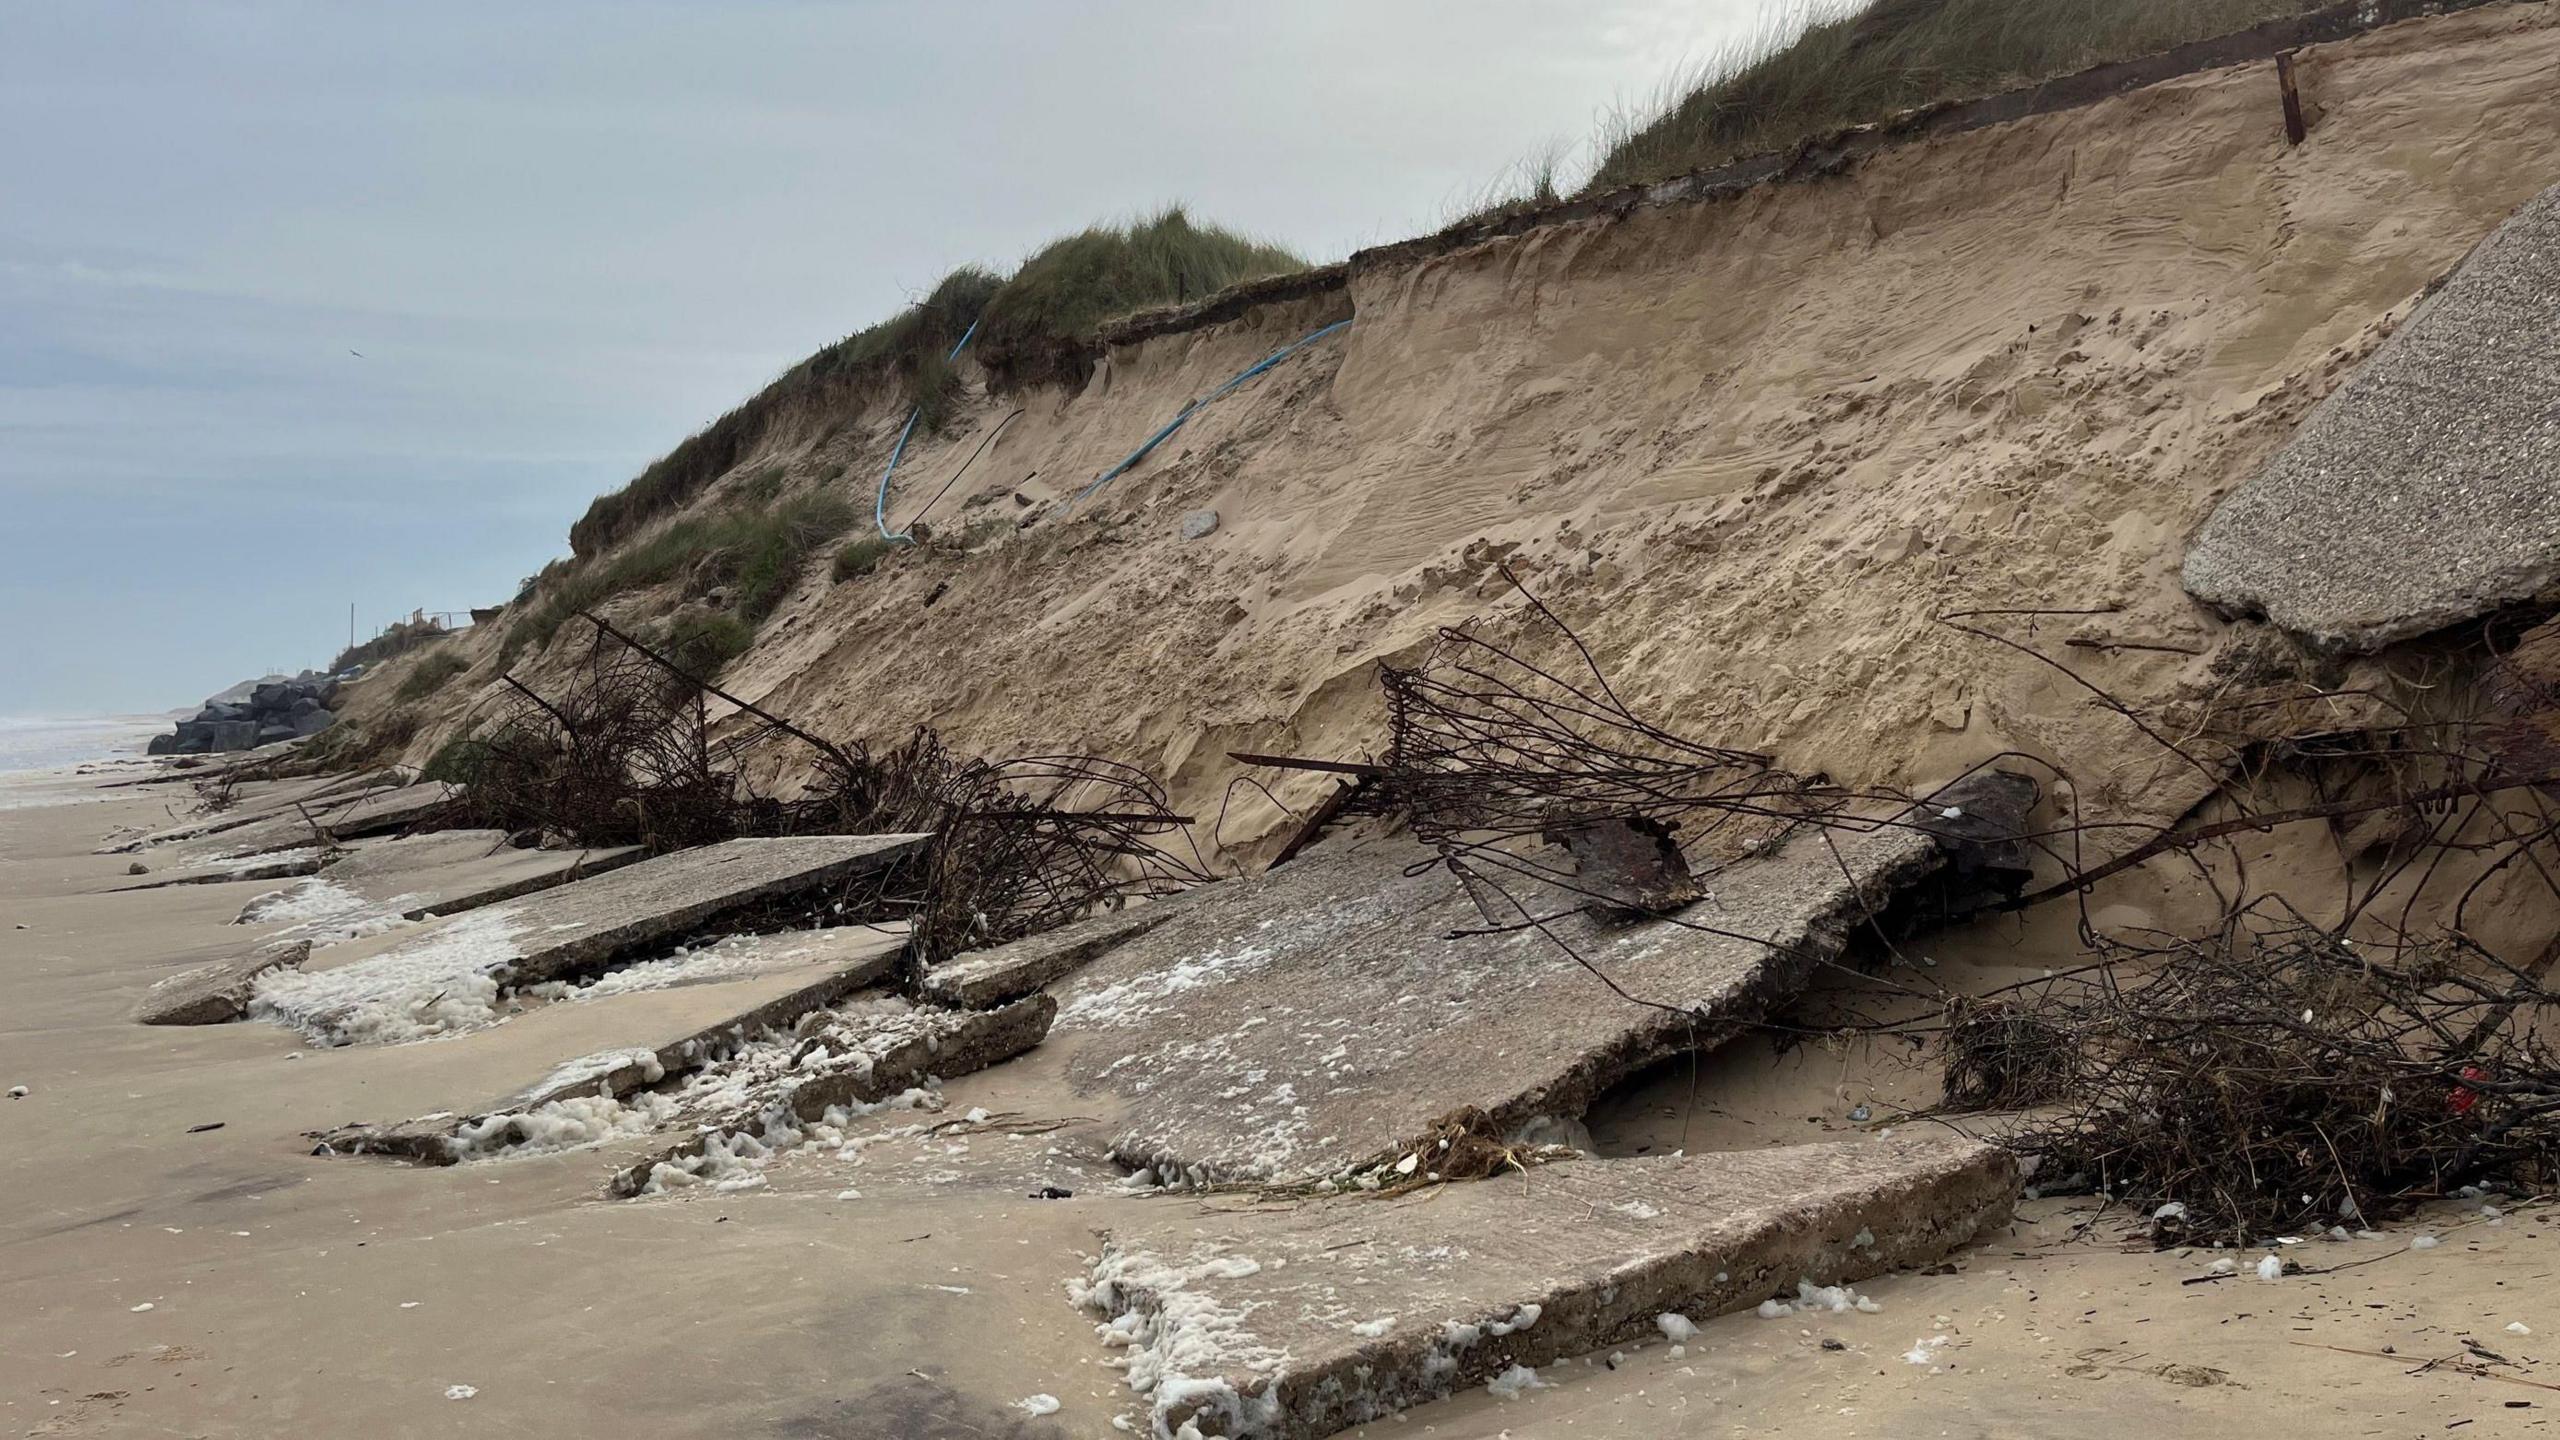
top-left (1946, 908), bottom-right (2560, 1243)
top-left (1354, 574), bottom-right (1841, 869)
top-left (447, 614), bottom-right (1202, 964)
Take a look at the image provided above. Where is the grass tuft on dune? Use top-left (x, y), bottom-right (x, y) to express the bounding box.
top-left (1583, 0), bottom-right (2330, 193)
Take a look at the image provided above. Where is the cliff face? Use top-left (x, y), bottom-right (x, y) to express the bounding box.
top-left (384, 2), bottom-right (2560, 860)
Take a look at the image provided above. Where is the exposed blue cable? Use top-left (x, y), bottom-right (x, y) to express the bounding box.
top-left (1070, 317), bottom-right (1350, 507)
top-left (873, 316), bottom-right (981, 544)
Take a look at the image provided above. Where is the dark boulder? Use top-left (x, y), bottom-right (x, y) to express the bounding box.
top-left (208, 719), bottom-right (261, 752)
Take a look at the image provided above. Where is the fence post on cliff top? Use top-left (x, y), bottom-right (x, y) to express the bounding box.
top-left (2274, 50), bottom-right (2307, 146)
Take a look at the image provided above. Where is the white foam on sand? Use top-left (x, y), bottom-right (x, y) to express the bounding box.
top-left (248, 906), bottom-right (526, 1045)
top-left (235, 877), bottom-right (417, 946)
top-left (1079, 1243), bottom-right (1290, 1439)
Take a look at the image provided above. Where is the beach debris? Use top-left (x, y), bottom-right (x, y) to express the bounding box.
top-left (456, 614), bottom-right (1204, 965)
top-left (287, 828), bottom-right (644, 925)
top-left (176, 780), bottom-right (462, 859)
top-left (1179, 508), bottom-right (1219, 540)
top-left (6, 1085), bottom-right (26, 1099)
top-left (1541, 814), bottom-right (1699, 917)
top-left (1939, 915), bottom-right (2560, 1242)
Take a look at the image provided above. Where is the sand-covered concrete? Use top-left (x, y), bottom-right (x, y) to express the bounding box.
top-left (2186, 179), bottom-right (2560, 649)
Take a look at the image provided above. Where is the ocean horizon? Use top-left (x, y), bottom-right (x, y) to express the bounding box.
top-left (0, 714), bottom-right (173, 776)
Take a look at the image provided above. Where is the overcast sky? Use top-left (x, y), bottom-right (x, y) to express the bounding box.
top-left (1, 1), bottom-right (1761, 716)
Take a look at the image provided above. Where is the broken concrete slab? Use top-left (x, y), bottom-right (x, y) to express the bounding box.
top-left (1049, 812), bottom-right (1943, 1186)
top-left (919, 890), bottom-right (1215, 1009)
top-left (230, 831), bottom-right (642, 934)
top-left (131, 939), bottom-right (311, 1026)
top-left (1082, 1134), bottom-right (2015, 1439)
top-left (2185, 181), bottom-right (2560, 650)
top-left (99, 775), bottom-right (353, 851)
top-left (606, 993), bottom-right (1056, 1195)
top-left (109, 848), bottom-right (334, 892)
top-left (308, 926), bottom-right (910, 1163)
top-left (250, 833), bottom-right (927, 1045)
top-left (197, 781), bottom-right (459, 858)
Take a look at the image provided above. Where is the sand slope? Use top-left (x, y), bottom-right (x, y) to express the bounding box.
top-left (418, 5), bottom-right (2560, 869)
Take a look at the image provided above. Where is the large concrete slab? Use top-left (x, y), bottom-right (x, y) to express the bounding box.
top-left (309, 925), bottom-right (909, 1162)
top-left (1049, 815), bottom-right (1942, 1186)
top-left (2185, 181), bottom-right (2560, 650)
top-left (109, 847), bottom-right (333, 891)
top-left (198, 780), bottom-right (458, 857)
top-left (231, 830), bottom-right (642, 937)
top-left (249, 833), bottom-right (927, 1045)
top-left (1081, 1134), bottom-right (2016, 1439)
top-left (99, 774), bottom-right (355, 851)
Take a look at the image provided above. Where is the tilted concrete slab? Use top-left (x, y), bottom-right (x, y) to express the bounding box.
top-left (198, 781), bottom-right (459, 857)
top-left (229, 830), bottom-right (643, 934)
top-left (2185, 181), bottom-right (2560, 650)
top-left (919, 888), bottom-right (1219, 1008)
top-left (249, 833), bottom-right (927, 1045)
top-left (1081, 1135), bottom-right (2016, 1439)
top-left (318, 829), bottom-right (641, 916)
top-left (131, 938), bottom-right (311, 1026)
top-left (308, 926), bottom-right (909, 1163)
top-left (606, 993), bottom-right (1056, 1196)
top-left (1049, 816), bottom-right (1943, 1186)
top-left (109, 849), bottom-right (333, 892)
top-left (99, 774), bottom-right (355, 852)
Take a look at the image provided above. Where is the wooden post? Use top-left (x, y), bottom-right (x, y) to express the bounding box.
top-left (2275, 50), bottom-right (2307, 146)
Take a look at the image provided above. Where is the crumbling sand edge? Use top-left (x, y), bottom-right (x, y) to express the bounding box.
top-left (1094, 0), bottom-right (2517, 360)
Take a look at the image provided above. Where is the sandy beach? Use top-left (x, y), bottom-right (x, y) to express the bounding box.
top-left (7, 763), bottom-right (2555, 1439)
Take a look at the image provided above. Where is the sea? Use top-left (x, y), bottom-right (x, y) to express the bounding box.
top-left (0, 714), bottom-right (172, 776)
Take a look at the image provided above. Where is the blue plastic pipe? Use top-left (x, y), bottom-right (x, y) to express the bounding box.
top-left (1070, 318), bottom-right (1350, 507)
top-left (873, 316), bottom-right (981, 544)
